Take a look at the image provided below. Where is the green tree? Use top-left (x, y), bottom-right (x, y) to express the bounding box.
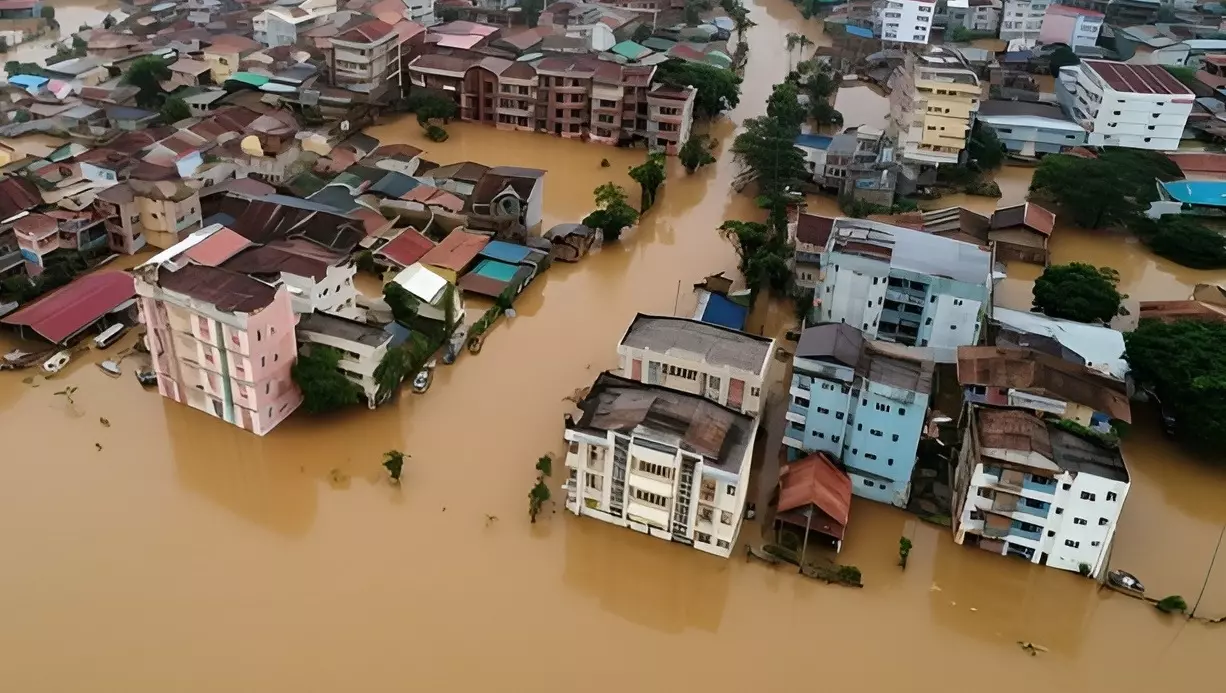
top-left (722, 0), bottom-right (755, 38)
top-left (766, 79), bottom-right (805, 130)
top-left (654, 59), bottom-right (742, 119)
top-left (968, 122), bottom-right (1005, 171)
top-left (535, 453), bottom-right (553, 477)
top-left (1156, 595), bottom-right (1188, 614)
top-left (582, 182), bottom-right (639, 242)
top-left (1131, 216), bottom-right (1226, 269)
top-left (898, 537), bottom-right (913, 569)
top-left (785, 33), bottom-right (813, 72)
top-left (632, 24), bottom-right (652, 43)
top-left (1031, 263), bottom-right (1124, 324)
top-left (102, 14), bottom-right (116, 29)
top-left (1126, 319), bottom-right (1226, 456)
top-left (628, 151), bottom-right (666, 211)
top-left (383, 450), bottom-right (406, 484)
top-left (718, 220), bottom-right (793, 300)
top-left (121, 56), bottom-right (171, 108)
top-left (679, 134), bottom-right (716, 173)
top-left (809, 100), bottom-right (843, 126)
top-left (405, 89), bottom-right (458, 127)
top-left (732, 82), bottom-right (807, 226)
top-left (522, 0), bottom-right (544, 26)
top-left (1028, 150), bottom-right (1180, 228)
top-left (373, 346), bottom-right (410, 405)
top-left (528, 478), bottom-right (551, 522)
top-left (1048, 45), bottom-right (1080, 75)
top-left (949, 26), bottom-right (972, 42)
top-left (383, 282), bottom-right (421, 326)
top-left (159, 97), bottom-right (190, 124)
top-left (684, 0), bottom-right (701, 24)
top-left (291, 346), bottom-right (363, 413)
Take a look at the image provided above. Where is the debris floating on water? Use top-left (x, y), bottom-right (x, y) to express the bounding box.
top-left (99, 417), bottom-right (110, 427)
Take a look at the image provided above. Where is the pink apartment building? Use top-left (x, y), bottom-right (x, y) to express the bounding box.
top-left (133, 229), bottom-right (302, 435)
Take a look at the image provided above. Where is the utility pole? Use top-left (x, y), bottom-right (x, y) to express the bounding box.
top-left (1191, 521), bottom-right (1226, 619)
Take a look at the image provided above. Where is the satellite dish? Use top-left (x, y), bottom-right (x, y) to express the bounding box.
top-left (340, 120), bottom-right (350, 132)
top-left (496, 195), bottom-right (522, 219)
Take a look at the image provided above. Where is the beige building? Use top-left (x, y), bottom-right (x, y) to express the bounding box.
top-left (888, 45), bottom-right (981, 167)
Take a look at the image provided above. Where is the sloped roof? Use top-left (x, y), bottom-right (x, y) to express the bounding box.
top-left (419, 228), bottom-right (490, 271)
top-left (182, 227), bottom-right (252, 266)
top-left (777, 452), bottom-right (852, 540)
top-left (375, 228), bottom-right (435, 268)
top-left (795, 213), bottom-right (835, 246)
top-left (956, 345), bottom-right (1131, 422)
top-left (1, 271), bottom-right (136, 344)
top-left (795, 322), bottom-right (863, 369)
top-left (157, 263), bottom-right (277, 312)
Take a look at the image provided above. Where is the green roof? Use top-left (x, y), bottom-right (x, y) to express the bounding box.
top-left (610, 40), bottom-right (652, 61)
top-left (703, 51), bottom-right (732, 68)
top-left (641, 37), bottom-right (676, 51)
top-left (227, 72), bottom-right (270, 87)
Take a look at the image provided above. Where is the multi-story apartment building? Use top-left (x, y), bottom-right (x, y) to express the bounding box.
top-left (976, 99), bottom-right (1087, 157)
top-left (887, 46), bottom-right (981, 167)
top-left (645, 84), bottom-right (696, 155)
top-left (999, 0), bottom-right (1048, 44)
top-left (961, 0), bottom-right (1002, 34)
top-left (1056, 59), bottom-right (1194, 150)
top-left (103, 179), bottom-right (203, 250)
top-left (789, 212), bottom-right (835, 291)
top-left (415, 55), bottom-right (686, 153)
top-left (563, 372), bottom-right (758, 558)
top-left (324, 18), bottom-right (407, 101)
top-left (952, 407), bottom-right (1130, 577)
top-left (253, 0), bottom-right (338, 47)
top-left (1039, 4), bottom-right (1103, 49)
top-left (297, 311), bottom-right (397, 408)
top-left (814, 217), bottom-right (992, 362)
top-left (875, 0), bottom-right (936, 45)
top-left (615, 313), bottom-right (775, 417)
top-left (133, 228), bottom-right (303, 436)
top-left (1060, 0), bottom-right (1158, 26)
top-left (785, 323), bottom-right (934, 507)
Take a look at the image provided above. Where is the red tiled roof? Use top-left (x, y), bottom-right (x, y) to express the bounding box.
top-left (777, 452), bottom-right (851, 541)
top-left (183, 227), bottom-right (253, 266)
top-left (1082, 59), bottom-right (1193, 96)
top-left (796, 213), bottom-right (835, 246)
top-left (336, 18), bottom-right (395, 43)
top-left (2, 271), bottom-right (136, 344)
top-left (376, 228), bottom-right (435, 267)
top-left (420, 229), bottom-right (489, 271)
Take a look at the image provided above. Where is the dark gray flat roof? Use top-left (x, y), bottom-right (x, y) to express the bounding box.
top-left (1047, 426), bottom-right (1129, 483)
top-left (298, 312), bottom-right (390, 348)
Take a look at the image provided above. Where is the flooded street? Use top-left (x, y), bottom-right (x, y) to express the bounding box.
top-left (0, 0), bottom-right (115, 68)
top-left (1, 1), bottom-right (1224, 691)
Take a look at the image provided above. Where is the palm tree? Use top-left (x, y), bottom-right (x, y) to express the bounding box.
top-left (785, 33), bottom-right (803, 71)
top-left (727, 1), bottom-right (754, 40)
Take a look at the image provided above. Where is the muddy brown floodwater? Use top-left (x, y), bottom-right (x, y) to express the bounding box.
top-left (0, 0), bottom-right (116, 69)
top-left (1, 2), bottom-right (1224, 690)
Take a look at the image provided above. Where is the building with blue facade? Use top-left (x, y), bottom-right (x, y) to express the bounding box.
top-left (815, 217), bottom-right (992, 363)
top-left (784, 323), bottom-right (935, 508)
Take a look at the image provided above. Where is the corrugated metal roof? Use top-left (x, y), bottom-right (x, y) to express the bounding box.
top-left (1, 271), bottom-right (136, 344)
top-left (777, 452), bottom-right (851, 540)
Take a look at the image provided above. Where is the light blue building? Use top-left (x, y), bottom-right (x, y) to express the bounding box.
top-left (784, 323), bottom-right (935, 507)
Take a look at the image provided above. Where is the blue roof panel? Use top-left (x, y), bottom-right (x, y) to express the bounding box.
top-left (480, 240), bottom-right (533, 264)
top-left (845, 25), bottom-right (874, 39)
top-left (1162, 180), bottom-right (1226, 206)
top-left (795, 133), bottom-right (834, 150)
top-left (701, 293), bottom-right (748, 331)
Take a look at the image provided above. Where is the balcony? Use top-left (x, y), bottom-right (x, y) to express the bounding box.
top-left (885, 287), bottom-right (926, 307)
top-left (982, 526), bottom-right (1009, 538)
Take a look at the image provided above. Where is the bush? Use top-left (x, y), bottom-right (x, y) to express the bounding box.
top-left (425, 124), bottom-right (448, 142)
top-left (1078, 562), bottom-right (1092, 576)
top-left (965, 179), bottom-right (1002, 197)
top-left (835, 565), bottom-right (862, 585)
top-left (1156, 595), bottom-right (1188, 614)
top-left (1032, 262), bottom-right (1123, 324)
top-left (1132, 216), bottom-right (1226, 269)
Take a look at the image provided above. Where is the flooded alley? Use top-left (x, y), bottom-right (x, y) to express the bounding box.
top-left (1, 1), bottom-right (1223, 691)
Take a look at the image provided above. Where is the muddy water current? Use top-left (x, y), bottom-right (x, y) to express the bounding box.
top-left (1, 1), bottom-right (1224, 690)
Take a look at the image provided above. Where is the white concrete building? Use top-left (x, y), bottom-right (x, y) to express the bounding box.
top-left (887, 46), bottom-right (981, 166)
top-left (563, 372), bottom-right (758, 558)
top-left (220, 240), bottom-right (363, 321)
top-left (999, 0), bottom-right (1048, 44)
top-left (952, 407), bottom-right (1130, 577)
top-left (815, 218), bottom-right (992, 363)
top-left (877, 0), bottom-right (936, 44)
top-left (1056, 59), bottom-right (1194, 150)
top-left (297, 312), bottom-right (396, 407)
top-left (1039, 4), bottom-right (1103, 49)
top-left (616, 314), bottom-right (775, 416)
top-left (388, 263), bottom-right (464, 326)
top-left (325, 18), bottom-right (406, 96)
top-left (253, 0), bottom-right (338, 47)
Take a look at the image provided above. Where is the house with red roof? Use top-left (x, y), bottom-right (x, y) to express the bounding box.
top-left (775, 452), bottom-right (852, 553)
top-left (1, 270), bottom-right (136, 345)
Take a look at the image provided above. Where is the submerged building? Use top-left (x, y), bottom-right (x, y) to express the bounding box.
top-left (563, 372), bottom-right (758, 558)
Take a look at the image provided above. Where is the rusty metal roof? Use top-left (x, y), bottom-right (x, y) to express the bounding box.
top-left (777, 452), bottom-right (851, 539)
top-left (976, 408), bottom-right (1052, 459)
top-left (957, 346), bottom-right (1131, 422)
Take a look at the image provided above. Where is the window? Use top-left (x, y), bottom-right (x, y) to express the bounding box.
top-left (865, 453), bottom-right (878, 460)
top-left (1074, 517), bottom-right (1088, 526)
top-left (1098, 517), bottom-right (1109, 526)
top-left (720, 511), bottom-right (733, 525)
top-left (585, 474), bottom-right (601, 490)
top-left (1055, 507), bottom-right (1064, 515)
top-left (1047, 530), bottom-right (1055, 537)
top-left (1080, 491), bottom-right (1096, 501)
top-left (265, 383), bottom-right (270, 395)
top-left (751, 387), bottom-right (760, 397)
top-left (836, 412), bottom-right (844, 420)
top-left (632, 488), bottom-right (667, 508)
top-left (1065, 540), bottom-right (1080, 548)
top-left (636, 459), bottom-right (674, 480)
top-left (1062, 483), bottom-right (1072, 491)
top-left (261, 356), bottom-right (266, 367)
top-left (256, 330), bottom-right (262, 342)
top-left (716, 540), bottom-right (730, 549)
top-left (863, 479), bottom-right (874, 487)
top-left (899, 408), bottom-right (905, 416)
top-left (725, 485), bottom-right (736, 497)
top-left (818, 407), bottom-right (830, 415)
top-left (695, 531), bottom-right (712, 543)
top-left (665, 365), bottom-right (698, 380)
top-left (1106, 492), bottom-right (1118, 501)
top-left (870, 429), bottom-right (882, 437)
top-left (892, 434), bottom-right (899, 442)
top-left (857, 423), bottom-right (862, 431)
top-left (273, 354), bottom-right (278, 362)
top-left (832, 435), bottom-right (840, 443)
top-left (852, 448), bottom-right (858, 455)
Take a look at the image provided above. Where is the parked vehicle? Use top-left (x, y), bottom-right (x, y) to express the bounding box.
top-left (97, 360), bottom-right (121, 377)
top-left (1107, 570), bottom-right (1145, 594)
top-left (135, 369), bottom-right (158, 387)
top-left (93, 323), bottom-right (127, 349)
top-left (42, 350), bottom-right (71, 374)
top-left (411, 369), bottom-right (430, 393)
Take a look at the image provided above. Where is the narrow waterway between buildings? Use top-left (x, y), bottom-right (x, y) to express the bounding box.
top-left (1, 1), bottom-right (1224, 691)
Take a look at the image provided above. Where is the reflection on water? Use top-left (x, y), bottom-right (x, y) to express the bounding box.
top-left (0, 1), bottom-right (1224, 690)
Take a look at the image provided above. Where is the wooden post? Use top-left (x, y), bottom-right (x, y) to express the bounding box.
top-left (798, 507), bottom-right (812, 574)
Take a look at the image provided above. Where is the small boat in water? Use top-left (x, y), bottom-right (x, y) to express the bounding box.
top-left (98, 360), bottom-right (121, 377)
top-left (42, 350), bottom-right (70, 374)
top-left (1107, 569), bottom-right (1145, 593)
top-left (411, 369), bottom-right (431, 393)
